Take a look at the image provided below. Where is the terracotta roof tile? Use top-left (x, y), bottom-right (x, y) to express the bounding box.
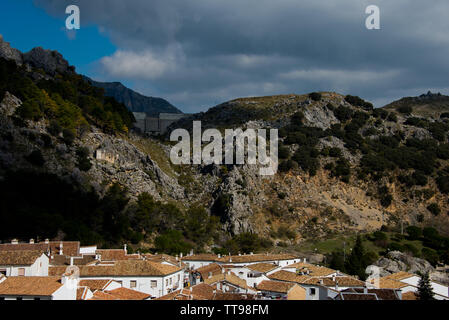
top-left (285, 262), bottom-right (336, 277)
top-left (79, 279), bottom-right (113, 291)
top-left (77, 286), bottom-right (90, 300)
top-left (303, 276), bottom-right (365, 287)
top-left (195, 263), bottom-right (223, 279)
top-left (50, 260), bottom-right (181, 277)
top-left (0, 250), bottom-right (43, 266)
top-left (217, 254), bottom-right (297, 264)
top-left (268, 270), bottom-right (311, 283)
top-left (402, 291), bottom-right (418, 300)
top-left (340, 293), bottom-right (378, 300)
top-left (89, 290), bottom-right (119, 300)
top-left (374, 278), bottom-right (409, 289)
top-left (95, 249), bottom-right (139, 261)
top-left (212, 293), bottom-right (257, 300)
top-left (256, 280), bottom-right (296, 293)
top-left (382, 271), bottom-right (414, 281)
top-left (246, 263), bottom-right (279, 273)
top-left (204, 272), bottom-right (250, 290)
top-left (0, 277), bottom-right (62, 296)
top-left (156, 283), bottom-right (216, 300)
top-left (143, 254), bottom-right (185, 267)
top-left (342, 288), bottom-right (400, 300)
top-left (181, 254), bottom-right (219, 262)
top-left (104, 287), bottom-right (151, 300)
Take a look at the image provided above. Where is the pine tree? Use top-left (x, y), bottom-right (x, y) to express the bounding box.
top-left (345, 235), bottom-right (366, 280)
top-left (417, 272), bottom-right (434, 300)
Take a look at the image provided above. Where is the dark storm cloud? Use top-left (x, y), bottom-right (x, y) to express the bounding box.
top-left (35, 0), bottom-right (449, 112)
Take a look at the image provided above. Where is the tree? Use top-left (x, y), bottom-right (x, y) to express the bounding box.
top-left (417, 272), bottom-right (434, 300)
top-left (345, 235), bottom-right (372, 280)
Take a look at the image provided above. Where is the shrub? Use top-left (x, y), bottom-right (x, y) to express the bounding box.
top-left (388, 242), bottom-right (404, 252)
top-left (279, 159), bottom-right (298, 172)
top-left (309, 92), bottom-right (322, 101)
top-left (25, 150), bottom-right (45, 167)
top-left (422, 247), bottom-right (439, 266)
top-left (398, 105), bottom-right (413, 114)
top-left (406, 226), bottom-right (422, 240)
top-left (76, 147), bottom-right (92, 172)
top-left (329, 147), bottom-right (343, 158)
top-left (334, 105), bottom-right (353, 122)
top-left (47, 120), bottom-right (62, 136)
top-left (387, 113), bottom-right (398, 122)
top-left (344, 95), bottom-right (373, 111)
top-left (427, 203), bottom-right (441, 216)
top-left (436, 175), bottom-right (449, 193)
top-left (278, 146), bottom-right (290, 159)
top-left (404, 243), bottom-right (420, 257)
top-left (62, 128), bottom-right (75, 145)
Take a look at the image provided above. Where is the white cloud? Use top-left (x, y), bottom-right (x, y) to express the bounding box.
top-left (99, 45), bottom-right (184, 80)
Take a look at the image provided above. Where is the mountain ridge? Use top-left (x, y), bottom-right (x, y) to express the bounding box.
top-left (84, 76), bottom-right (182, 117)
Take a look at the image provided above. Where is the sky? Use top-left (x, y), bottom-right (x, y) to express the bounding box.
top-left (1, 1), bottom-right (449, 113)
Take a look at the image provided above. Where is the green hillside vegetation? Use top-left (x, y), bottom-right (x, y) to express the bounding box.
top-left (0, 58), bottom-right (135, 135)
top-left (301, 226), bottom-right (449, 269)
top-left (277, 98), bottom-right (449, 199)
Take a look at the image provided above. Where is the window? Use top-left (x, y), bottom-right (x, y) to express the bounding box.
top-left (151, 280), bottom-right (157, 288)
top-left (169, 278), bottom-right (172, 285)
top-left (130, 281), bottom-right (137, 288)
top-left (0, 269), bottom-right (6, 276)
top-left (18, 268), bottom-right (25, 276)
top-left (310, 288), bottom-right (316, 295)
top-left (177, 275), bottom-right (180, 281)
top-left (166, 279), bottom-right (168, 286)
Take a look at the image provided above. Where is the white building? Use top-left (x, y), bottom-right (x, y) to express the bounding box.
top-left (49, 260), bottom-right (184, 298)
top-left (376, 272), bottom-right (449, 300)
top-left (0, 250), bottom-right (49, 277)
top-left (182, 253), bottom-right (301, 270)
top-left (0, 276), bottom-right (77, 300)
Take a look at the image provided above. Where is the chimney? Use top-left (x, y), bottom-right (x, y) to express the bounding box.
top-left (175, 255), bottom-right (179, 261)
top-left (59, 241), bottom-right (63, 255)
top-left (218, 254), bottom-right (221, 258)
top-left (250, 252), bottom-right (253, 255)
top-left (303, 258), bottom-right (307, 263)
top-left (124, 244), bottom-right (127, 253)
top-left (363, 286), bottom-right (368, 294)
top-left (189, 249), bottom-right (193, 256)
top-left (180, 252), bottom-right (183, 259)
top-left (70, 257), bottom-right (74, 266)
top-left (335, 280), bottom-right (339, 291)
top-left (319, 279), bottom-right (324, 285)
top-left (208, 272), bottom-right (213, 278)
top-left (11, 239), bottom-right (18, 245)
top-left (29, 239), bottom-right (34, 244)
top-left (332, 275), bottom-right (336, 282)
top-left (44, 238), bottom-right (49, 244)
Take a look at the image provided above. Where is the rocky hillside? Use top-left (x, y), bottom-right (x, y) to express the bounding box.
top-left (85, 76), bottom-right (182, 116)
top-left (0, 36), bottom-right (448, 265)
top-left (171, 92), bottom-right (449, 240)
